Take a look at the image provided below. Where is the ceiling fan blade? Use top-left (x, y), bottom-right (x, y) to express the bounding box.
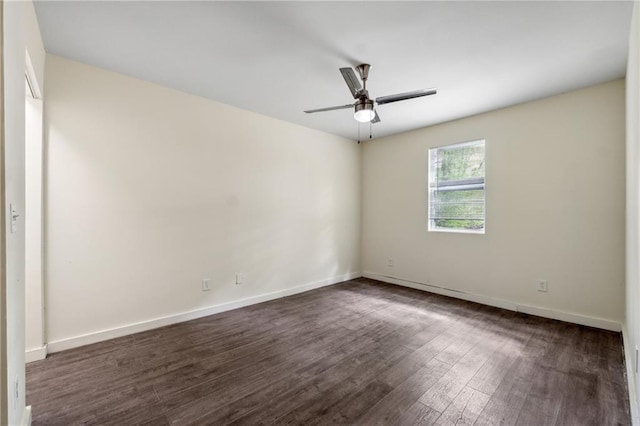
top-left (375, 88), bottom-right (437, 105)
top-left (304, 104), bottom-right (354, 114)
top-left (339, 67), bottom-right (363, 99)
top-left (371, 111), bottom-right (381, 123)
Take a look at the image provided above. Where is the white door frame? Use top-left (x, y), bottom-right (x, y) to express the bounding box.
top-left (24, 51), bottom-right (45, 362)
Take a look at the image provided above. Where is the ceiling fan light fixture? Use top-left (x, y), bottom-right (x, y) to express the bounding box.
top-left (354, 100), bottom-right (375, 123)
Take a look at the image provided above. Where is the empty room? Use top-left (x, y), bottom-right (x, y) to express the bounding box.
top-left (1, 0), bottom-right (639, 425)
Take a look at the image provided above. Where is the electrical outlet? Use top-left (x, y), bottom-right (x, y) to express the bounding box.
top-left (387, 258), bottom-right (394, 267)
top-left (536, 279), bottom-right (548, 292)
top-left (236, 273), bottom-right (245, 285)
top-left (202, 279), bottom-right (211, 291)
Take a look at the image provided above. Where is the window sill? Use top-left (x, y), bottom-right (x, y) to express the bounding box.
top-left (428, 227), bottom-right (485, 235)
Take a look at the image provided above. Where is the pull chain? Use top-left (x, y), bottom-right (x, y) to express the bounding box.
top-left (357, 122), bottom-right (361, 144)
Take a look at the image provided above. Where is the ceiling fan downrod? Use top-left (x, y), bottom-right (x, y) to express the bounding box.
top-left (355, 63), bottom-right (371, 95)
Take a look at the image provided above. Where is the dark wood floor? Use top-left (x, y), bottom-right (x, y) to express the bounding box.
top-left (27, 278), bottom-right (630, 425)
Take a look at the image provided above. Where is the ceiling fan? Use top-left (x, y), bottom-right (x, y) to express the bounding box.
top-left (304, 64), bottom-right (436, 124)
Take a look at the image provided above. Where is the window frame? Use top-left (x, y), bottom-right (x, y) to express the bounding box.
top-left (427, 139), bottom-right (486, 234)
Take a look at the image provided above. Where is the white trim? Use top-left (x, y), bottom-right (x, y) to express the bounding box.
top-left (25, 97), bottom-right (45, 366)
top-left (21, 406), bottom-right (32, 426)
top-left (433, 138), bottom-right (485, 151)
top-left (363, 272), bottom-right (621, 332)
top-left (47, 272), bottom-right (361, 353)
top-left (427, 227), bottom-right (485, 235)
top-left (24, 51), bottom-right (41, 100)
top-left (25, 344), bottom-right (47, 363)
top-left (515, 303), bottom-right (620, 332)
top-left (363, 272), bottom-right (515, 311)
top-left (623, 325), bottom-right (640, 426)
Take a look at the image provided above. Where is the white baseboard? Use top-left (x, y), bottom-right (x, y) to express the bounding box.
top-left (25, 344), bottom-right (48, 363)
top-left (47, 271), bottom-right (361, 354)
top-left (515, 303), bottom-right (621, 332)
top-left (364, 272), bottom-right (516, 311)
top-left (363, 272), bottom-right (621, 332)
top-left (22, 406), bottom-right (32, 426)
top-left (623, 325), bottom-right (640, 426)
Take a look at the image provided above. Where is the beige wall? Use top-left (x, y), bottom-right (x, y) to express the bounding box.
top-left (44, 55), bottom-right (361, 348)
top-left (626, 1), bottom-right (640, 422)
top-left (362, 79), bottom-right (625, 327)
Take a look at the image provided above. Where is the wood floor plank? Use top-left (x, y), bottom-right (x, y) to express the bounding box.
top-left (514, 365), bottom-right (566, 426)
top-left (554, 369), bottom-right (599, 426)
top-left (474, 336), bottom-right (548, 426)
top-left (25, 278), bottom-right (631, 425)
top-left (466, 337), bottom-right (520, 396)
top-left (178, 372), bottom-right (306, 425)
top-left (355, 358), bottom-right (451, 425)
top-left (433, 386), bottom-right (490, 425)
top-left (398, 400), bottom-right (442, 425)
top-left (318, 380), bottom-right (395, 425)
top-left (418, 344), bottom-right (489, 413)
top-left (375, 331), bottom-right (458, 389)
top-left (473, 358), bottom-right (537, 426)
top-left (162, 324), bottom-right (371, 423)
top-left (231, 337), bottom-right (413, 425)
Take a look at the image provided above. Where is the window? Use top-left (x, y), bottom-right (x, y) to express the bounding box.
top-left (428, 140), bottom-right (485, 233)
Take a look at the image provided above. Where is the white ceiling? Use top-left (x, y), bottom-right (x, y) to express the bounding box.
top-left (34, 1), bottom-right (633, 141)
